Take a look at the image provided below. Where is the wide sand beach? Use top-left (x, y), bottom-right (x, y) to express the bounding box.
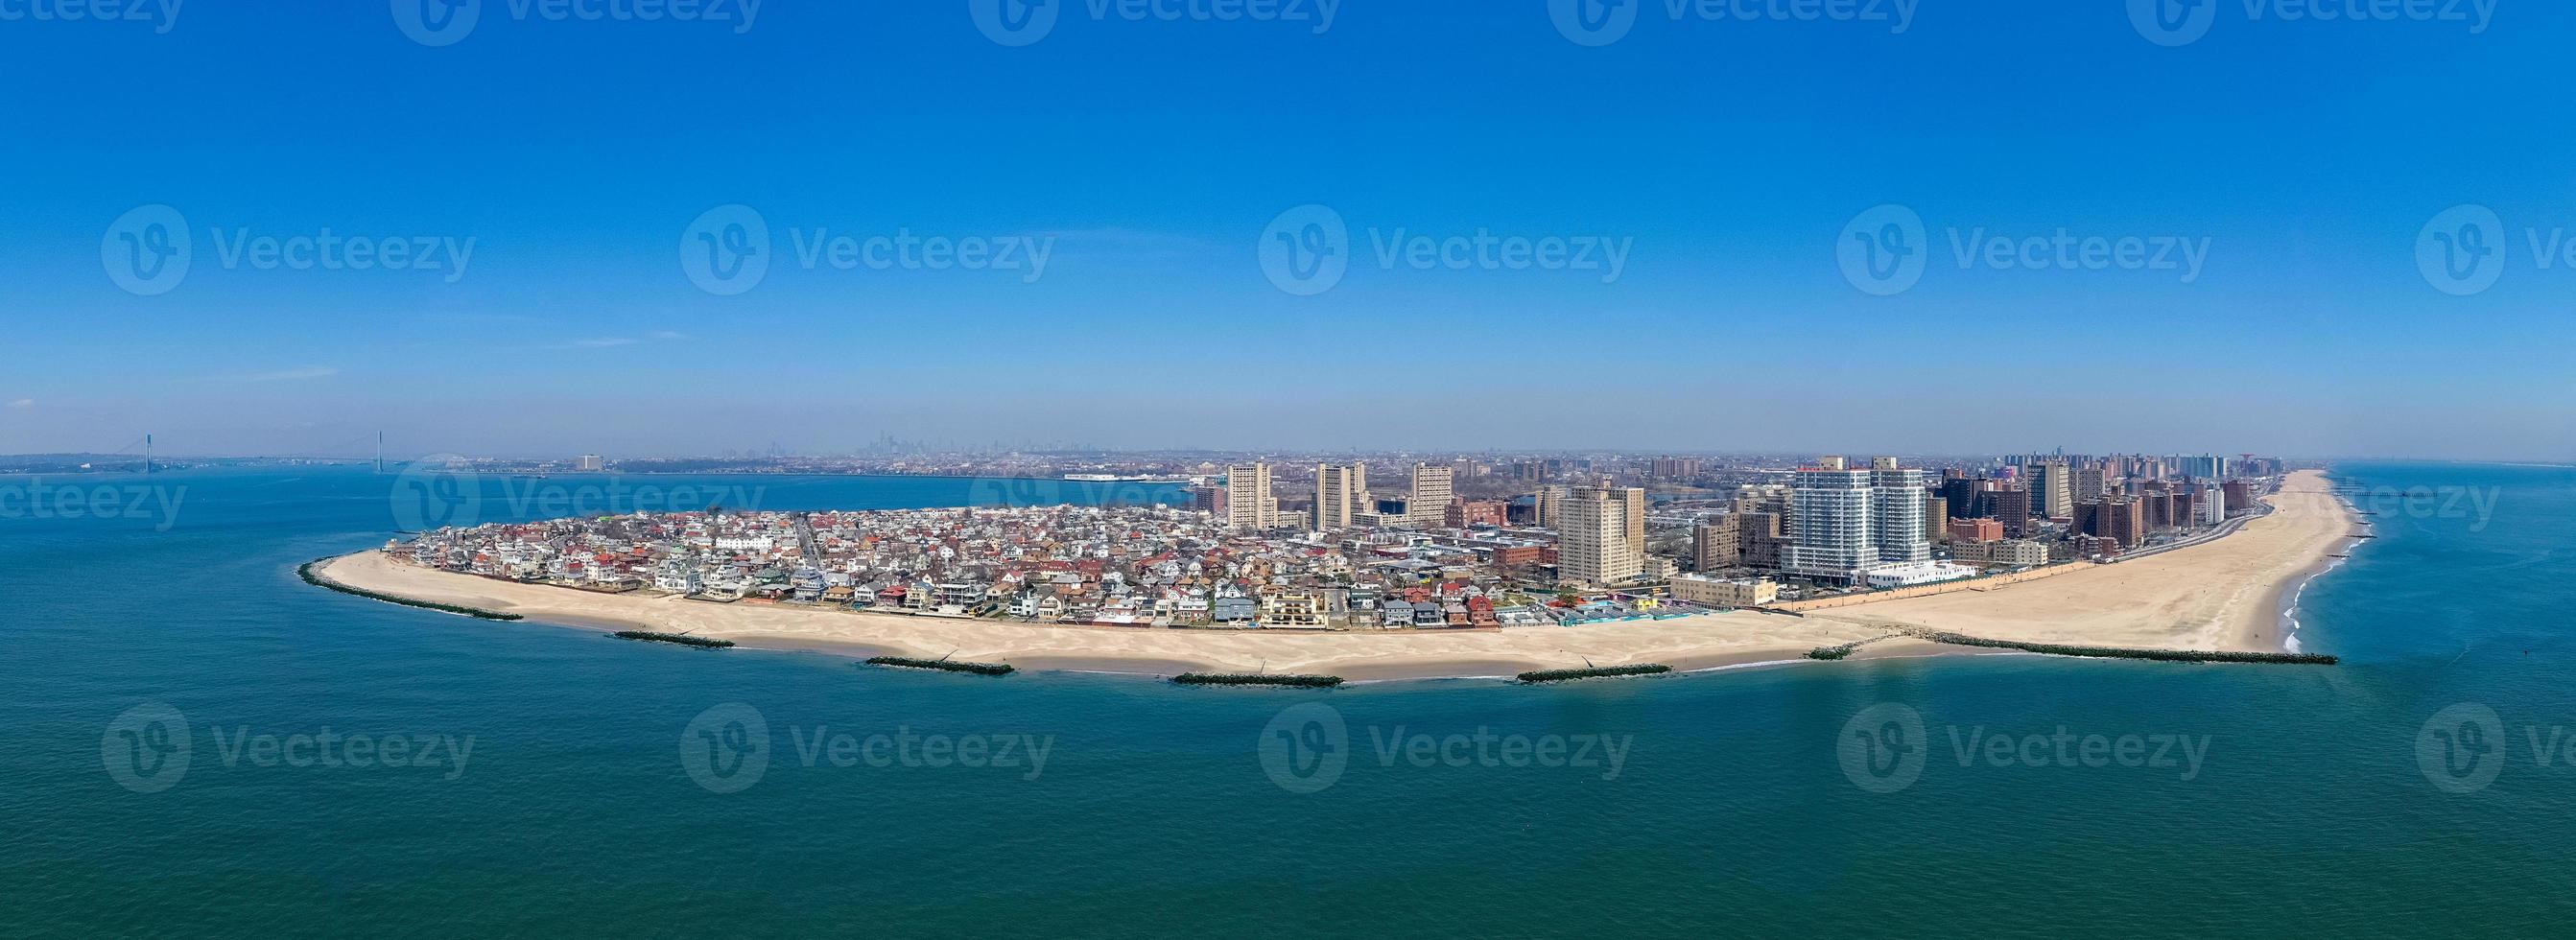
top-left (316, 470), bottom-right (2353, 681)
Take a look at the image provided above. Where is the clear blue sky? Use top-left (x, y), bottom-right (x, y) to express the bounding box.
top-left (0, 1), bottom-right (2567, 460)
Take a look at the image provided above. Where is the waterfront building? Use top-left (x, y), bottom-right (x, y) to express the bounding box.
top-left (1872, 464), bottom-right (1930, 563)
top-left (1950, 538), bottom-right (2049, 567)
top-left (2192, 481), bottom-right (2227, 526)
top-left (1783, 464), bottom-right (1875, 583)
top-left (1557, 486), bottom-right (1643, 586)
top-left (1668, 574), bottom-right (1779, 607)
top-left (1863, 561), bottom-right (1978, 589)
top-left (2177, 454), bottom-right (2229, 481)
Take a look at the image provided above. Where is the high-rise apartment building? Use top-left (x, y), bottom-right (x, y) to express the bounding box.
top-left (1619, 485), bottom-right (1647, 558)
top-left (577, 455), bottom-right (605, 472)
top-left (1782, 464), bottom-right (1876, 583)
top-left (1312, 462), bottom-right (1367, 529)
top-left (1737, 511), bottom-right (1785, 569)
top-left (1406, 463), bottom-right (1453, 528)
top-left (1692, 514), bottom-right (1740, 571)
top-left (1871, 465), bottom-right (1930, 563)
top-left (1224, 463), bottom-right (1277, 531)
top-left (1941, 478), bottom-right (1984, 519)
top-left (2032, 461), bottom-right (2074, 520)
top-left (1536, 484), bottom-right (1570, 529)
top-left (2074, 465), bottom-right (2109, 502)
top-left (1557, 486), bottom-right (1643, 586)
top-left (1989, 485), bottom-right (2034, 538)
top-left (1781, 458), bottom-right (1935, 583)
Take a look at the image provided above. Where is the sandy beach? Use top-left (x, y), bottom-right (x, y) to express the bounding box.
top-left (316, 470), bottom-right (2353, 681)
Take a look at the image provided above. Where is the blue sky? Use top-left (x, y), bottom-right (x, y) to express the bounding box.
top-left (0, 0), bottom-right (2567, 459)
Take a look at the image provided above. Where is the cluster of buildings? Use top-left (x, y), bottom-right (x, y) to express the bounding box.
top-left (1681, 452), bottom-right (2269, 593)
top-left (386, 503), bottom-right (1599, 630)
top-left (388, 449), bottom-right (2281, 630)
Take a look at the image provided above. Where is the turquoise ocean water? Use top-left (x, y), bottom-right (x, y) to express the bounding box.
top-left (4, 462), bottom-right (2571, 937)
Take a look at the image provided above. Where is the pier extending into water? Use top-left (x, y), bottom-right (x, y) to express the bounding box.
top-left (1172, 672), bottom-right (1343, 688)
top-left (1905, 629), bottom-right (2336, 665)
top-left (1517, 664), bottom-right (1672, 683)
top-left (863, 656), bottom-right (1015, 676)
top-left (611, 631), bottom-right (734, 648)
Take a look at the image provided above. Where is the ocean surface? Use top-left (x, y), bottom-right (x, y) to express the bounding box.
top-left (4, 462), bottom-right (2571, 938)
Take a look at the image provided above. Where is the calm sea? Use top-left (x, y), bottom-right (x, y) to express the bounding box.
top-left (3, 462), bottom-right (2570, 938)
